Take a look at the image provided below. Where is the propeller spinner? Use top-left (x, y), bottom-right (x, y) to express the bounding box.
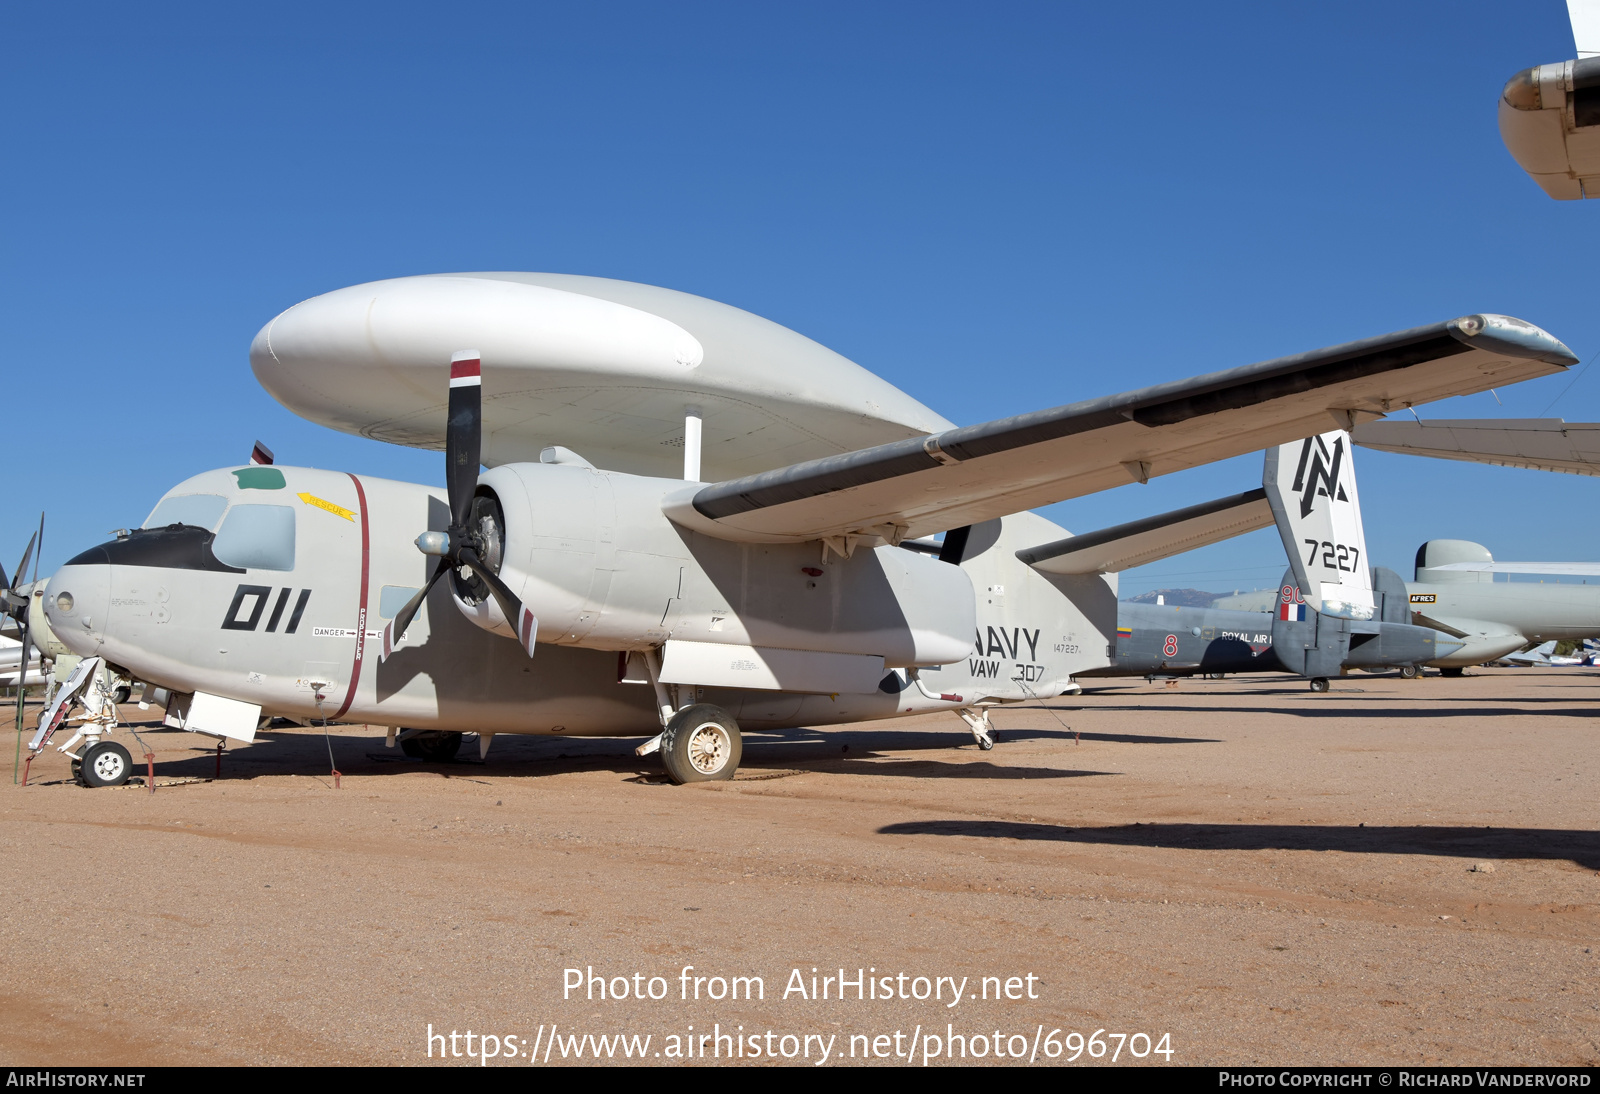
top-left (379, 351), bottom-right (537, 661)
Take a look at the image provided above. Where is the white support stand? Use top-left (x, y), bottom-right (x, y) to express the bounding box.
top-left (683, 406), bottom-right (702, 482)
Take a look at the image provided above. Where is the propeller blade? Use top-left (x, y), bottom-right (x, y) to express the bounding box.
top-left (379, 558), bottom-right (450, 662)
top-left (12, 531), bottom-right (36, 596)
top-left (446, 350), bottom-right (482, 529)
top-left (461, 552), bottom-right (537, 658)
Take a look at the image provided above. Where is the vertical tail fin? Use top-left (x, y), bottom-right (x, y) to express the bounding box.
top-left (1263, 430), bottom-right (1375, 621)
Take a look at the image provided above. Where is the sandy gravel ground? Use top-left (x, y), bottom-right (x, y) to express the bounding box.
top-left (1, 666), bottom-right (1596, 1067)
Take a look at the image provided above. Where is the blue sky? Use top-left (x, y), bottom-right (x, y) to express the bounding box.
top-left (2, 1), bottom-right (1595, 596)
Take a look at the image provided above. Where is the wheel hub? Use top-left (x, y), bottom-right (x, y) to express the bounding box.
top-left (92, 752), bottom-right (125, 781)
top-left (687, 724), bottom-right (729, 774)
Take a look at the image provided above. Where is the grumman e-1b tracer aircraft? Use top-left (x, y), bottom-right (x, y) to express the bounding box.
top-left (33, 274), bottom-right (1576, 786)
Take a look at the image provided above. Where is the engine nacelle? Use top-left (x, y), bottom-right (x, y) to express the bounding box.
top-left (1499, 57), bottom-right (1600, 199)
top-left (451, 461), bottom-right (977, 669)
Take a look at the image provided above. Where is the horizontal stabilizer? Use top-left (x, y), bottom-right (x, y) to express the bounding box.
top-left (668, 315), bottom-right (1574, 545)
top-left (1352, 418), bottom-right (1600, 477)
top-left (1017, 489), bottom-right (1272, 575)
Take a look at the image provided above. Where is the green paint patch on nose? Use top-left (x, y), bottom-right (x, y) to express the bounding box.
top-left (233, 467), bottom-right (286, 490)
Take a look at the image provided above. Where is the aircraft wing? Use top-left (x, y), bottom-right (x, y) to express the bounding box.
top-left (1017, 489), bottom-right (1272, 575)
top-left (1351, 418), bottom-right (1600, 477)
top-left (666, 314), bottom-right (1574, 544)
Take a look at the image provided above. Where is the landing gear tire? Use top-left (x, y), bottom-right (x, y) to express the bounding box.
top-left (661, 704), bottom-right (742, 784)
top-left (1308, 677), bottom-right (1331, 693)
top-left (977, 733), bottom-right (995, 751)
top-left (80, 741), bottom-right (133, 788)
top-left (401, 731), bottom-right (463, 762)
top-left (1439, 667), bottom-right (1464, 678)
top-left (111, 686), bottom-right (132, 705)
top-left (1398, 664), bottom-right (1419, 680)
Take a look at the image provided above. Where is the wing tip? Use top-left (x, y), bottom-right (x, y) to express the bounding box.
top-left (1450, 314), bottom-right (1578, 367)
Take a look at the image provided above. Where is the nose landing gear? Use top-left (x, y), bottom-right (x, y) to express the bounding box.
top-left (78, 741), bottom-right (133, 788)
top-left (26, 655), bottom-right (142, 788)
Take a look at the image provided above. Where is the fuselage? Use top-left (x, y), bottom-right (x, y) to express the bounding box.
top-left (44, 464), bottom-right (1118, 737)
top-left (1407, 579), bottom-right (1600, 667)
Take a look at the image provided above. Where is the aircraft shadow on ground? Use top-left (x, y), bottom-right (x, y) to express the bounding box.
top-left (1059, 703), bottom-right (1599, 720)
top-left (878, 819), bottom-right (1600, 869)
top-left (129, 726), bottom-right (1140, 783)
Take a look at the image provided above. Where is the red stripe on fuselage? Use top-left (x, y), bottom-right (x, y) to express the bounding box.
top-left (333, 473), bottom-right (371, 720)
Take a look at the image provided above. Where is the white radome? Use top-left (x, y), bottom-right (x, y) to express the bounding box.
top-left (250, 272), bottom-right (951, 481)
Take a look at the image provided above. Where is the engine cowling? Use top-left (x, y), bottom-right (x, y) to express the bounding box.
top-left (450, 461), bottom-right (977, 668)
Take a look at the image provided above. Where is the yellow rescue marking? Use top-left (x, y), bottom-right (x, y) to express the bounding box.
top-left (297, 492), bottom-right (356, 521)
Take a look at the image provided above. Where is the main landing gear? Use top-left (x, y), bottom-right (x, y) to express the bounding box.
top-left (660, 704), bottom-right (743, 783)
top-left (634, 651), bottom-right (744, 784)
top-left (1308, 677), bottom-right (1331, 693)
top-left (400, 730), bottom-right (464, 762)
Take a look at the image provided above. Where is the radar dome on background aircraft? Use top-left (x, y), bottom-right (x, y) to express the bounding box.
top-left (250, 273), bottom-right (951, 482)
top-left (1499, 0), bottom-right (1600, 198)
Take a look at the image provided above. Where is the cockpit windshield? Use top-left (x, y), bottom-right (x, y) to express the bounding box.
top-left (142, 493), bottom-right (228, 531)
top-left (212, 504), bottom-right (296, 571)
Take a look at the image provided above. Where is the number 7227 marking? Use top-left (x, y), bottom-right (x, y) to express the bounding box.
top-left (1304, 539), bottom-right (1359, 573)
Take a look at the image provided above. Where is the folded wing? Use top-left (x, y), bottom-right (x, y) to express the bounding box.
top-left (667, 315), bottom-right (1574, 544)
top-left (1352, 418), bottom-right (1600, 477)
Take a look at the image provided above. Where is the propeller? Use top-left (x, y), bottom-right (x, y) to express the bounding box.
top-left (1, 527), bottom-right (38, 625)
top-left (379, 351), bottom-right (537, 662)
top-left (11, 514), bottom-right (42, 784)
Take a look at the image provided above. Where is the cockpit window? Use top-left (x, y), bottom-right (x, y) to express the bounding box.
top-left (142, 493), bottom-right (228, 531)
top-left (212, 504), bottom-right (296, 571)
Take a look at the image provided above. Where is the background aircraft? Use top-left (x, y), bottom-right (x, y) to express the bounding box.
top-left (1091, 577), bottom-right (1461, 689)
top-left (1037, 430), bottom-right (1462, 689)
top-left (1505, 638), bottom-right (1600, 665)
top-left (31, 277), bottom-right (1573, 785)
top-left (1406, 540), bottom-right (1600, 672)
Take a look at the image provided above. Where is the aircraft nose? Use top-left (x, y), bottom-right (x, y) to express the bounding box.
top-left (43, 563), bottom-right (111, 657)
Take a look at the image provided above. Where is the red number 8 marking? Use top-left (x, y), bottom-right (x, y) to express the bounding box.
top-left (1163, 634), bottom-right (1178, 657)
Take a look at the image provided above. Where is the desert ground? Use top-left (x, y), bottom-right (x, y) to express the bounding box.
top-left (1, 666), bottom-right (1596, 1067)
